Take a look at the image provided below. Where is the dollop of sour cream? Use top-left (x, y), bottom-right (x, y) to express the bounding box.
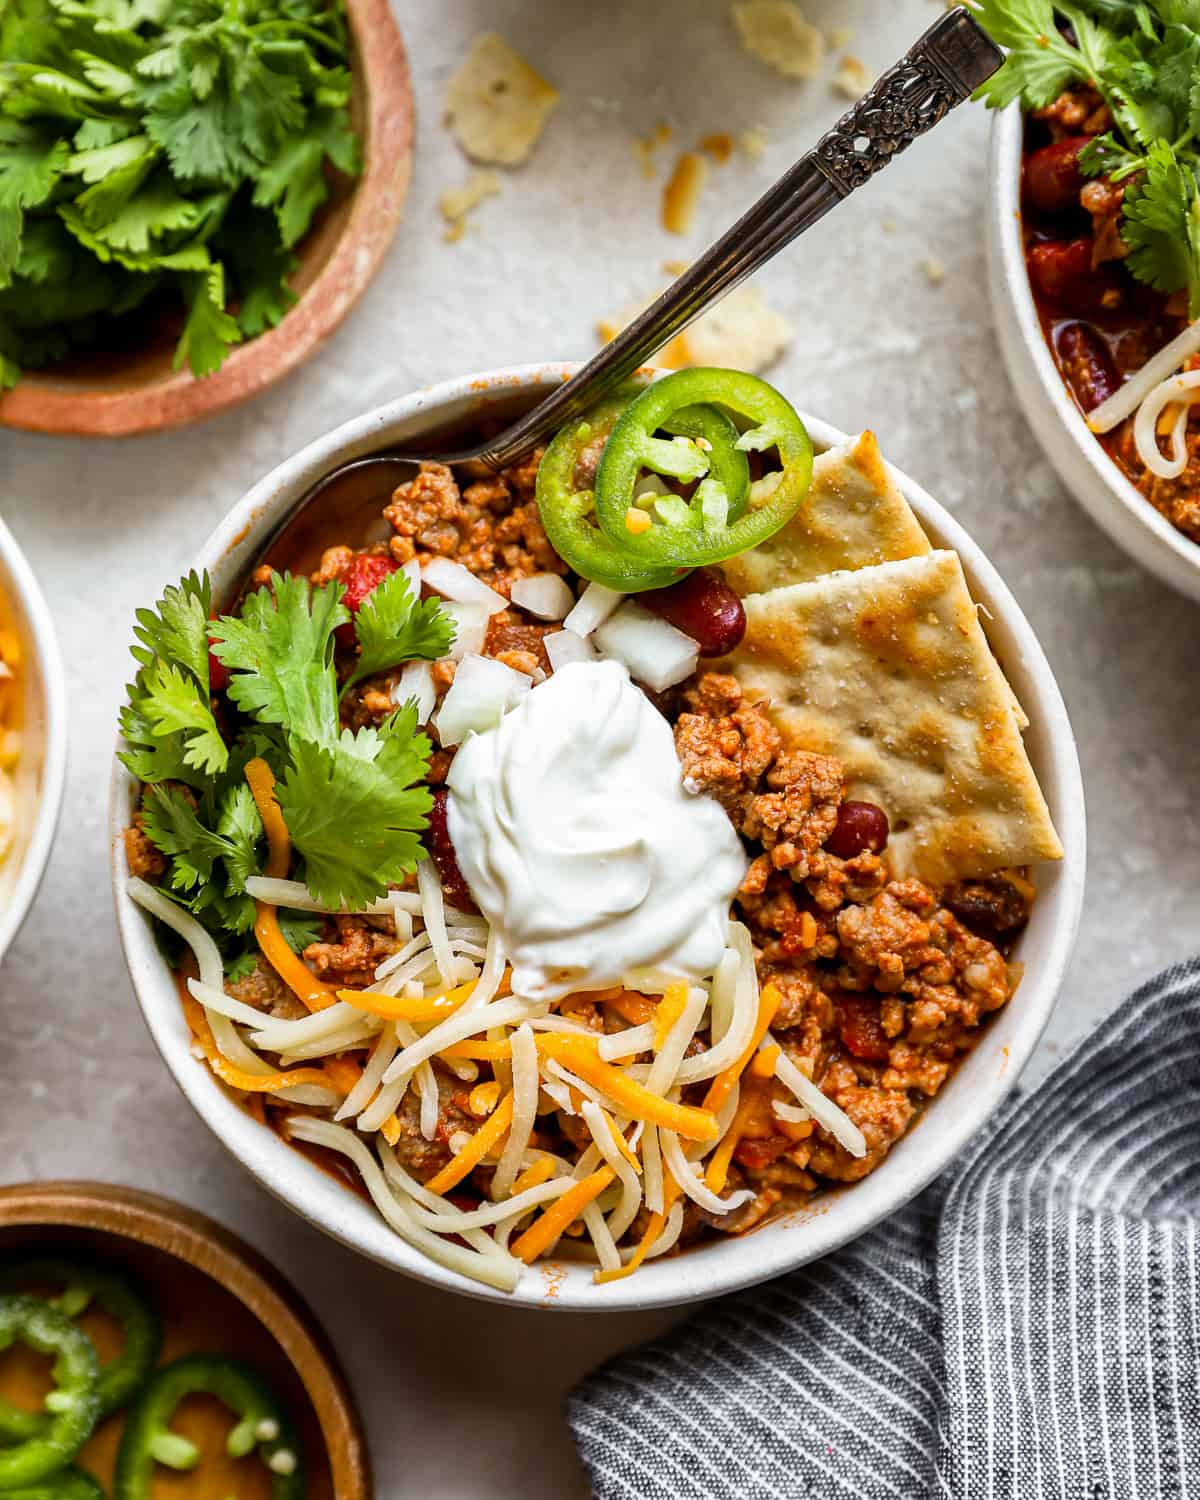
top-left (446, 659), bottom-right (746, 1003)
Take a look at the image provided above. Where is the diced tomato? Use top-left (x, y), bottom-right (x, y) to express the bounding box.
top-left (733, 1134), bottom-right (791, 1171)
top-left (836, 995), bottom-right (891, 1063)
top-left (334, 553), bottom-right (399, 648)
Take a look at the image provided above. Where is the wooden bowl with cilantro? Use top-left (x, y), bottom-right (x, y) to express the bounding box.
top-left (0, 0), bottom-right (411, 438)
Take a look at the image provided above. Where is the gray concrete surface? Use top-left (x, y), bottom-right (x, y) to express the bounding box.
top-left (2, 2), bottom-right (1198, 1495)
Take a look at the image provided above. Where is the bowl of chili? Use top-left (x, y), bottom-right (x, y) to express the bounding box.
top-left (987, 104), bottom-right (1200, 603)
top-left (0, 517), bottom-right (66, 968)
top-left (109, 362), bottom-right (1086, 1311)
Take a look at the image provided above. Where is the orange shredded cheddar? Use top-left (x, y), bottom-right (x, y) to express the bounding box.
top-left (662, 150), bottom-right (707, 234)
top-left (702, 983), bottom-right (781, 1116)
top-left (704, 1094), bottom-right (756, 1195)
top-left (244, 758), bottom-right (337, 1014)
top-left (653, 982), bottom-right (689, 1050)
top-left (511, 1168), bottom-right (615, 1264)
top-left (604, 991), bottom-right (657, 1027)
top-left (511, 1155), bottom-right (558, 1196)
top-left (750, 1043), bottom-right (781, 1079)
top-left (336, 979), bottom-right (476, 1024)
top-left (439, 1038), bottom-right (513, 1062)
top-left (424, 1093), bottom-right (514, 1196)
top-left (594, 1173), bottom-right (681, 1284)
top-left (536, 1036), bottom-right (718, 1141)
top-left (182, 993), bottom-right (329, 1094)
top-left (468, 1080), bottom-right (502, 1117)
top-left (603, 1110), bottom-right (643, 1174)
top-left (699, 131), bottom-right (733, 163)
top-left (323, 1056), bottom-right (364, 1095)
top-left (380, 1115), bottom-right (402, 1148)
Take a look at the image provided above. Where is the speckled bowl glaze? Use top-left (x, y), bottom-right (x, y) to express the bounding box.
top-left (0, 0), bottom-right (412, 439)
top-left (988, 105), bottom-right (1200, 602)
top-left (111, 364), bottom-right (1087, 1312)
top-left (0, 518), bottom-right (66, 966)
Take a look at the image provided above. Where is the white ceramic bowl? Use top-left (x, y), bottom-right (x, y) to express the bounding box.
top-left (988, 106), bottom-right (1200, 602)
top-left (0, 518), bottom-right (67, 965)
top-left (111, 364), bottom-right (1087, 1312)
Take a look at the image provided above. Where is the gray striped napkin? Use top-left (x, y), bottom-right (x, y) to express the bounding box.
top-left (570, 959), bottom-right (1200, 1499)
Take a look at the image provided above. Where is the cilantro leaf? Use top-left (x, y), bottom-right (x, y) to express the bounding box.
top-left (1123, 138), bottom-right (1200, 315)
top-left (216, 201), bottom-right (296, 336)
top-left (209, 572), bottom-right (346, 745)
top-left (214, 779), bottom-right (263, 893)
top-left (130, 569), bottom-right (212, 684)
top-left (0, 121), bottom-right (69, 283)
top-left (251, 132), bottom-right (325, 248)
top-left (173, 260), bottom-right (240, 376)
top-left (344, 570), bottom-right (455, 693)
top-left (277, 710), bottom-right (433, 910)
top-left (968, 0), bottom-right (1092, 108)
top-left (137, 659), bottom-right (227, 775)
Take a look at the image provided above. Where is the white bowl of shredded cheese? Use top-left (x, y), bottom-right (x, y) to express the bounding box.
top-left (987, 106), bottom-right (1200, 603)
top-left (0, 517), bottom-right (66, 966)
top-left (111, 364), bottom-right (1086, 1311)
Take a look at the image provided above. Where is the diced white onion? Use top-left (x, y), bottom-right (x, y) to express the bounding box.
top-left (563, 580), bottom-right (622, 637)
top-left (510, 573), bottom-right (575, 620)
top-left (593, 602), bottom-right (699, 692)
top-left (393, 660), bottom-right (436, 723)
top-left (437, 601), bottom-right (491, 662)
top-left (400, 558), bottom-right (422, 596)
top-left (433, 653), bottom-right (532, 748)
top-left (773, 1044), bottom-right (867, 1157)
top-left (544, 628), bottom-right (598, 674)
top-left (421, 557), bottom-right (509, 614)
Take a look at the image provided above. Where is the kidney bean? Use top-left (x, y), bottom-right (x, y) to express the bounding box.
top-left (334, 553), bottom-right (399, 648)
top-left (836, 995), bottom-right (891, 1063)
top-left (825, 800), bottom-right (889, 859)
top-left (426, 789), bottom-right (477, 913)
top-left (1054, 321), bottom-right (1121, 412)
top-left (640, 568), bottom-right (746, 656)
top-left (1023, 137), bottom-right (1089, 218)
top-left (1027, 238), bottom-right (1124, 318)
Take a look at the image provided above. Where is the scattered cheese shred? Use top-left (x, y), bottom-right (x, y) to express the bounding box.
top-left (182, 994), bottom-right (329, 1095)
top-left (444, 33), bottom-right (560, 167)
top-left (439, 170), bottom-right (502, 242)
top-left (703, 983), bottom-right (781, 1116)
top-left (511, 1156), bottom-right (558, 1196)
top-left (337, 979), bottom-right (476, 1024)
top-left (662, 150), bottom-right (708, 235)
top-left (424, 1092), bottom-right (515, 1196)
top-left (733, 0), bottom-right (824, 79)
top-left (536, 1036), bottom-right (719, 1141)
top-left (594, 1173), bottom-right (681, 1284)
top-left (511, 1168), bottom-right (615, 1264)
top-left (653, 982), bottom-right (689, 1050)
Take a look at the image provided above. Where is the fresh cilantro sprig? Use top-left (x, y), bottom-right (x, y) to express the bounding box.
top-left (121, 567), bottom-right (455, 966)
top-left (970, 0), bottom-right (1200, 316)
top-left (0, 0), bottom-right (361, 386)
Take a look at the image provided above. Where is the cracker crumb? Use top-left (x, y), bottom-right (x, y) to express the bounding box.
top-left (923, 255), bottom-right (946, 285)
top-left (662, 151), bottom-right (709, 235)
top-left (662, 259), bottom-right (690, 275)
top-left (832, 54), bottom-right (872, 100)
top-left (732, 1), bottom-right (824, 80)
top-left (599, 282), bottom-right (791, 373)
top-left (633, 121), bottom-right (673, 180)
top-left (828, 26), bottom-right (854, 47)
top-left (740, 126), bottom-right (769, 158)
top-left (699, 132), bottom-right (734, 164)
top-left (444, 33), bottom-right (559, 166)
top-left (882, 219), bottom-right (897, 234)
top-left (439, 169), bottom-right (502, 240)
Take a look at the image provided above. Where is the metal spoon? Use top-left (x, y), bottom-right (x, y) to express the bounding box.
top-left (257, 5), bottom-right (1001, 563)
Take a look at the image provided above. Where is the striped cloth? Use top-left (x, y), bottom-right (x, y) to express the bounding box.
top-left (569, 959), bottom-right (1200, 1499)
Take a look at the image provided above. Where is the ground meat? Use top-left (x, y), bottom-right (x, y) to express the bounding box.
top-left (1109, 422), bottom-right (1200, 544)
top-left (388, 1069), bottom-right (475, 1182)
top-left (1033, 85), bottom-right (1111, 140)
top-left (303, 915), bottom-right (400, 982)
top-left (1080, 177), bottom-right (1127, 264)
top-left (805, 1072), bottom-right (916, 1183)
top-left (123, 815), bottom-right (165, 881)
top-left (742, 748), bottom-right (843, 879)
top-left (673, 674), bottom-right (780, 821)
top-left (228, 956), bottom-right (305, 1020)
top-left (384, 459), bottom-right (565, 596)
top-left (482, 611), bottom-right (552, 673)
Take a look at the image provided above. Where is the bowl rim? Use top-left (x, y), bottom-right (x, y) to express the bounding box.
top-left (110, 362), bottom-right (1087, 1312)
top-left (0, 0), bottom-right (413, 439)
top-left (987, 104), bottom-right (1200, 601)
top-left (0, 1178), bottom-right (371, 1498)
top-left (0, 516), bottom-right (67, 966)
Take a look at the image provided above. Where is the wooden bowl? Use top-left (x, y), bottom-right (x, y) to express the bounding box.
top-left (0, 0), bottom-right (412, 439)
top-left (0, 1180), bottom-right (371, 1497)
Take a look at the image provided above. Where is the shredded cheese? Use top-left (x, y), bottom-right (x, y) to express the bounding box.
top-left (536, 1036), bottom-right (719, 1141)
top-left (702, 983), bottom-right (781, 1115)
top-left (511, 1168), bottom-right (615, 1264)
top-left (424, 1093), bottom-right (515, 1196)
top-left (337, 979), bottom-right (475, 1024)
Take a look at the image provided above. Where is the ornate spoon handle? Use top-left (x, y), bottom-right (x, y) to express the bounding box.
top-left (464, 6), bottom-right (1002, 471)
